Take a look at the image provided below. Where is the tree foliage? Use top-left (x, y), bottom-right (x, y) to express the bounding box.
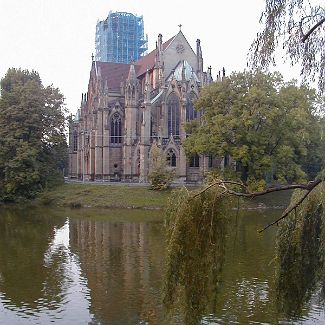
top-left (275, 182), bottom-right (325, 316)
top-left (164, 69), bottom-right (325, 321)
top-left (148, 143), bottom-right (174, 190)
top-left (163, 186), bottom-right (231, 324)
top-left (250, 0), bottom-right (325, 93)
top-left (163, 178), bottom-right (325, 323)
top-left (164, 1), bottom-right (325, 321)
top-left (0, 68), bottom-right (68, 202)
top-left (184, 71), bottom-right (324, 185)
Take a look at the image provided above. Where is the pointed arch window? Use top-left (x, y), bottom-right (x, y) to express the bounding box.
top-left (110, 113), bottom-right (122, 143)
top-left (186, 92), bottom-right (198, 121)
top-left (208, 154), bottom-right (213, 168)
top-left (167, 93), bottom-right (180, 136)
top-left (73, 131), bottom-right (78, 152)
top-left (166, 149), bottom-right (177, 167)
top-left (189, 154), bottom-right (200, 167)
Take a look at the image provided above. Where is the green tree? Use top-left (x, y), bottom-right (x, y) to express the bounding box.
top-left (184, 71), bottom-right (324, 186)
top-left (148, 143), bottom-right (174, 190)
top-left (164, 69), bottom-right (325, 322)
top-left (0, 68), bottom-right (68, 202)
top-left (164, 2), bottom-right (325, 322)
top-left (274, 186), bottom-right (325, 317)
top-left (250, 0), bottom-right (325, 93)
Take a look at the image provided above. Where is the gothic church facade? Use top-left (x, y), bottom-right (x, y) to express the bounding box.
top-left (69, 30), bottom-right (221, 182)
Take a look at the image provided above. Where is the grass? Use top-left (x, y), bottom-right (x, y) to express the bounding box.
top-left (37, 183), bottom-right (174, 209)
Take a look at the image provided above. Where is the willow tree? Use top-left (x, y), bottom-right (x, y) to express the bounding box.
top-left (163, 2), bottom-right (325, 323)
top-left (250, 0), bottom-right (325, 93)
top-left (249, 4), bottom-right (325, 315)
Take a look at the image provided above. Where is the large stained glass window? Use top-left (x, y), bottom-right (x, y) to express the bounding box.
top-left (186, 92), bottom-right (198, 121)
top-left (167, 93), bottom-right (180, 136)
top-left (110, 113), bottom-right (122, 143)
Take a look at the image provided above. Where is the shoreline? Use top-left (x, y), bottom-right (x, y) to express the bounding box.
top-left (1, 182), bottom-right (290, 211)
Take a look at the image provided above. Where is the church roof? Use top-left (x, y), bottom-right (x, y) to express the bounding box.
top-left (135, 35), bottom-right (175, 77)
top-left (92, 35), bottom-right (175, 91)
top-left (95, 61), bottom-right (131, 91)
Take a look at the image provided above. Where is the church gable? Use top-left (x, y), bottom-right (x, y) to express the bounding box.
top-left (163, 31), bottom-right (198, 79)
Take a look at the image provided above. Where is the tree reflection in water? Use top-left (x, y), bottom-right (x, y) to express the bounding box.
top-left (1, 190), bottom-right (325, 324)
top-left (0, 207), bottom-right (67, 310)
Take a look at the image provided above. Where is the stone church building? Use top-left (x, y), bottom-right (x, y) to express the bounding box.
top-left (69, 29), bottom-right (223, 183)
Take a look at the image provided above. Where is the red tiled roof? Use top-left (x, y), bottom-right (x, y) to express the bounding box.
top-left (95, 61), bottom-right (131, 91)
top-left (135, 35), bottom-right (175, 77)
top-left (93, 35), bottom-right (175, 91)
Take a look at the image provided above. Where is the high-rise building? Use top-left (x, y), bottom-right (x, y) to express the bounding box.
top-left (95, 11), bottom-right (148, 64)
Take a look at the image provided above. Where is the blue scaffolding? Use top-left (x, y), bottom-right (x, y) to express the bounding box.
top-left (95, 11), bottom-right (148, 64)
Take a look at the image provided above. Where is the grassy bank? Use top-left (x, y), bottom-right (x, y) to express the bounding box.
top-left (37, 183), bottom-right (173, 209)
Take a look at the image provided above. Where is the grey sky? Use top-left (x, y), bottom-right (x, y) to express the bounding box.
top-left (0, 0), bottom-right (300, 115)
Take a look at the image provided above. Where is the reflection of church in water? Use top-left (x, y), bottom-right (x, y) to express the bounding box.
top-left (69, 28), bottom-right (225, 182)
top-left (69, 216), bottom-right (164, 323)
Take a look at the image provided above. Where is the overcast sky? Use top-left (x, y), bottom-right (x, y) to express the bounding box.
top-left (0, 0), bottom-right (301, 115)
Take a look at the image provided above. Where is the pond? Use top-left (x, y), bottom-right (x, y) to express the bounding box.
top-left (0, 200), bottom-right (324, 324)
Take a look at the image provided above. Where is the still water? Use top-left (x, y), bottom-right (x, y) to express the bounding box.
top-left (0, 203), bottom-right (324, 324)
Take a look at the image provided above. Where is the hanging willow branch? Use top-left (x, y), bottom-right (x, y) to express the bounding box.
top-left (192, 178), bottom-right (324, 233)
top-left (164, 178), bottom-right (325, 322)
top-left (301, 17), bottom-right (325, 43)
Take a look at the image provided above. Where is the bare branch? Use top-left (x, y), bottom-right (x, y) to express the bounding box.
top-left (228, 180), bottom-right (321, 198)
top-left (191, 178), bottom-right (324, 232)
top-left (193, 179), bottom-right (322, 200)
top-left (192, 179), bottom-right (247, 198)
top-left (258, 179), bottom-right (323, 232)
top-left (192, 180), bottom-right (221, 199)
top-left (258, 187), bottom-right (313, 233)
top-left (301, 17), bottom-right (325, 42)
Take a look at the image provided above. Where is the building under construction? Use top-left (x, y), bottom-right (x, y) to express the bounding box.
top-left (95, 11), bottom-right (148, 64)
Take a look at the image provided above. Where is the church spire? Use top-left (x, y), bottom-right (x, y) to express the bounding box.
top-left (196, 39), bottom-right (203, 74)
top-left (127, 62), bottom-right (136, 82)
top-left (154, 33), bottom-right (165, 88)
top-left (155, 33), bottom-right (163, 67)
top-left (125, 62), bottom-right (139, 107)
top-left (144, 68), bottom-right (151, 103)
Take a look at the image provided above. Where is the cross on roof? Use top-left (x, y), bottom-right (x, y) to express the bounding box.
top-left (178, 24), bottom-right (182, 31)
